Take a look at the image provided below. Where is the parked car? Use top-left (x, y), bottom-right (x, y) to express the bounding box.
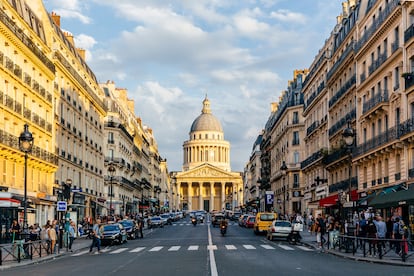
top-left (148, 216), bottom-right (164, 228)
top-left (212, 214), bottom-right (225, 227)
top-left (160, 214), bottom-right (172, 225)
top-left (99, 223), bottom-right (128, 245)
top-left (245, 216), bottom-right (256, 228)
top-left (119, 219), bottom-right (139, 240)
top-left (266, 220), bottom-right (292, 241)
top-left (254, 212), bottom-right (278, 234)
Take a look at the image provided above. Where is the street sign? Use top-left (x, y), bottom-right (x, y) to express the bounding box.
top-left (57, 201), bottom-right (67, 211)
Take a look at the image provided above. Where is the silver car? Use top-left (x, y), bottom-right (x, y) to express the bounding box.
top-left (266, 220), bottom-right (292, 241)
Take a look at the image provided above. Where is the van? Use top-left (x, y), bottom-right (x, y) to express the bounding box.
top-left (253, 212), bottom-right (277, 235)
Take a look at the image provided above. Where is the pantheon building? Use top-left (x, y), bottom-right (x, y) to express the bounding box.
top-left (170, 97), bottom-right (243, 212)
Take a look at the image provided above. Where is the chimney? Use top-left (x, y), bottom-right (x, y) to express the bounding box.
top-left (342, 2), bottom-right (349, 17)
top-left (336, 15), bottom-right (343, 24)
top-left (51, 12), bottom-right (61, 28)
top-left (77, 48), bottom-right (86, 60)
top-left (64, 32), bottom-right (74, 46)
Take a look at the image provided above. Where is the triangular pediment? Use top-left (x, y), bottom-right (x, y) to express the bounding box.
top-left (177, 163), bottom-right (237, 179)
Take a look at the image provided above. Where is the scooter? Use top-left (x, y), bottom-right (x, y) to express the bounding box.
top-left (220, 224), bottom-right (227, 236)
top-left (191, 217), bottom-right (197, 226)
top-left (288, 221), bottom-right (303, 245)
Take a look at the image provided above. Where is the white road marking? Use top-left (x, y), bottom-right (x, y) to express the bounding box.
top-left (168, 246), bottom-right (181, 251)
top-left (129, 247), bottom-right (146, 253)
top-left (100, 248), bottom-right (111, 253)
top-left (207, 245), bottom-right (217, 250)
top-left (208, 224), bottom-right (218, 276)
top-left (109, 248), bottom-right (129, 254)
top-left (278, 244), bottom-right (295, 250)
top-left (188, 245), bottom-right (199, 250)
top-left (72, 250), bottom-right (89, 256)
top-left (149, 246), bottom-right (163, 252)
top-left (225, 245), bottom-right (237, 250)
top-left (243, 245), bottom-right (256, 250)
top-left (261, 245), bottom-right (275, 249)
top-left (296, 245), bottom-right (313, 251)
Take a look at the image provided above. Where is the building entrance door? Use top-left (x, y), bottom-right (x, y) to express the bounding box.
top-left (203, 200), bottom-right (209, 212)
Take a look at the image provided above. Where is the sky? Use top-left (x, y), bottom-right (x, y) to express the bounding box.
top-left (43, 0), bottom-right (344, 172)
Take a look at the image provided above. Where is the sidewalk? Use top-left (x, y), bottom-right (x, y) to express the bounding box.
top-left (0, 237), bottom-right (92, 271)
top-left (300, 229), bottom-right (414, 266)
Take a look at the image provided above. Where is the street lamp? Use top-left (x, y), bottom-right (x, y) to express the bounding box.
top-left (280, 161), bottom-right (288, 217)
top-left (156, 187), bottom-right (161, 213)
top-left (342, 121), bottom-right (355, 222)
top-left (108, 163), bottom-right (116, 219)
top-left (19, 124), bottom-right (34, 235)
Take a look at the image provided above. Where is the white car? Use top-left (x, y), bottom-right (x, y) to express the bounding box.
top-left (266, 220), bottom-right (292, 241)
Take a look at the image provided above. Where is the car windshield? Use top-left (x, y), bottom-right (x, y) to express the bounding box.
top-left (260, 214), bottom-right (275, 221)
top-left (275, 221), bottom-right (291, 227)
top-left (102, 225), bottom-right (119, 231)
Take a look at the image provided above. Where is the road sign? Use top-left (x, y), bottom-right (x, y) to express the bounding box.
top-left (57, 201), bottom-right (67, 212)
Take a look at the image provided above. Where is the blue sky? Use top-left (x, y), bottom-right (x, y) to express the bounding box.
top-left (43, 0), bottom-right (343, 172)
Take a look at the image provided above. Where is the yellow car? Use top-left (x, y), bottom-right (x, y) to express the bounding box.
top-left (253, 212), bottom-right (277, 235)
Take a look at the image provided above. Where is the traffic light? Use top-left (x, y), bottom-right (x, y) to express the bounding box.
top-left (63, 184), bottom-right (71, 199)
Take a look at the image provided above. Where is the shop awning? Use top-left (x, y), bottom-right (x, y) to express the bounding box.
top-left (369, 186), bottom-right (414, 208)
top-left (319, 194), bottom-right (338, 207)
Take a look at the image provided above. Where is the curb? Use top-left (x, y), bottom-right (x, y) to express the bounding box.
top-left (301, 240), bottom-right (414, 266)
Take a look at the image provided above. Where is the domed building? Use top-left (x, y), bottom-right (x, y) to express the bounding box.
top-left (171, 97), bottom-right (243, 212)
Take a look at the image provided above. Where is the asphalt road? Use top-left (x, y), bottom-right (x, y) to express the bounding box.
top-left (4, 217), bottom-right (414, 276)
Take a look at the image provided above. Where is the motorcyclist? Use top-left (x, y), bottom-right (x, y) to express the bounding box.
top-left (220, 219), bottom-right (228, 228)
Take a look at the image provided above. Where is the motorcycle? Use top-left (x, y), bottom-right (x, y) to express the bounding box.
top-left (220, 224), bottom-right (227, 236)
top-left (191, 217), bottom-right (197, 226)
top-left (287, 221), bottom-right (303, 245)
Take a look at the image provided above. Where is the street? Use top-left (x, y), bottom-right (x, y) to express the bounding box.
top-left (4, 217), bottom-right (413, 276)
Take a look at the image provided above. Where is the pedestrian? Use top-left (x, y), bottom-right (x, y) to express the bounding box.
top-left (316, 214), bottom-right (326, 249)
top-left (356, 214), bottom-right (367, 249)
top-left (10, 220), bottom-right (21, 242)
top-left (89, 218), bottom-right (101, 254)
top-left (68, 221), bottom-right (76, 252)
top-left (373, 216), bottom-right (386, 255)
top-left (138, 216), bottom-right (144, 238)
top-left (48, 222), bottom-right (57, 254)
top-left (392, 217), bottom-right (403, 255)
top-left (366, 218), bottom-right (377, 256)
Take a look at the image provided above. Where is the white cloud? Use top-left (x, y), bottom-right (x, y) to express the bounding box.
top-left (270, 9), bottom-right (307, 24)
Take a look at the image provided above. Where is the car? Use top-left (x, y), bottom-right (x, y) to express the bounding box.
top-left (266, 220), bottom-right (292, 241)
top-left (245, 216), bottom-right (256, 228)
top-left (212, 214), bottom-right (225, 227)
top-left (119, 220), bottom-right (139, 240)
top-left (99, 223), bottom-right (128, 245)
top-left (195, 211), bottom-right (205, 222)
top-left (238, 214), bottom-right (250, 227)
top-left (160, 214), bottom-right (172, 225)
top-left (253, 212), bottom-right (278, 235)
top-left (232, 211), bottom-right (242, 221)
top-left (148, 216), bottom-right (164, 228)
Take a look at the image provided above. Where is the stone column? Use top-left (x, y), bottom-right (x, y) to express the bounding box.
top-left (210, 182), bottom-right (214, 212)
top-left (188, 183), bottom-right (192, 211)
top-left (177, 182), bottom-right (181, 210)
top-left (221, 182), bottom-right (225, 211)
top-left (199, 182), bottom-right (203, 211)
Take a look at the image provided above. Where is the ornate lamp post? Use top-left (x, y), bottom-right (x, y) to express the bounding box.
top-left (342, 121), bottom-right (355, 221)
top-left (19, 124), bottom-right (34, 235)
top-left (108, 163), bottom-right (116, 219)
top-left (280, 161), bottom-right (288, 217)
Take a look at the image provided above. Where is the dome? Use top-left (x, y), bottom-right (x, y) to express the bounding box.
top-left (190, 97), bottom-right (223, 132)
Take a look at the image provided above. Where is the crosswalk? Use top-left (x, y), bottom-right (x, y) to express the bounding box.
top-left (171, 222), bottom-right (238, 226)
top-left (72, 243), bottom-right (314, 256)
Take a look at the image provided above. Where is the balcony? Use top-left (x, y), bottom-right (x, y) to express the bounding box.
top-left (306, 121), bottom-right (320, 136)
top-left (354, 126), bottom-right (398, 157)
top-left (301, 150), bottom-right (323, 169)
top-left (328, 109), bottom-right (356, 137)
top-left (362, 90), bottom-right (389, 115)
top-left (329, 75), bottom-right (356, 108)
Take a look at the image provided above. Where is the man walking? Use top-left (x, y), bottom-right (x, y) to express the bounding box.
top-left (89, 218), bottom-right (101, 254)
top-left (138, 216), bottom-right (144, 238)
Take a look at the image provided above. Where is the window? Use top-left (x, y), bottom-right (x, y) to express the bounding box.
top-left (294, 151), bottom-right (299, 164)
top-left (394, 67), bottom-right (400, 90)
top-left (292, 112), bottom-right (299, 124)
top-left (292, 132), bottom-right (299, 145)
top-left (108, 132), bottom-right (114, 144)
top-left (293, 174), bottom-right (299, 188)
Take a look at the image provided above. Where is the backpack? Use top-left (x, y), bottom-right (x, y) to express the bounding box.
top-left (399, 223), bottom-right (406, 236)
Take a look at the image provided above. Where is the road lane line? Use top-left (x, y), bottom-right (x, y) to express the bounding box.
top-left (261, 245), bottom-right (275, 250)
top-left (149, 246), bottom-right (163, 252)
top-left (296, 245), bottom-right (313, 251)
top-left (168, 246), bottom-right (181, 251)
top-left (207, 245), bottom-right (217, 250)
top-left (129, 247), bottom-right (146, 253)
top-left (243, 245), bottom-right (256, 250)
top-left (100, 248), bottom-right (111, 253)
top-left (188, 245), bottom-right (199, 250)
top-left (278, 244), bottom-right (295, 250)
top-left (208, 223), bottom-right (218, 276)
top-left (225, 245), bottom-right (237, 250)
top-left (109, 248), bottom-right (129, 254)
top-left (72, 250), bottom-right (89, 256)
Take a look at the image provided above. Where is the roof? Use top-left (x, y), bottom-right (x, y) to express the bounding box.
top-left (190, 96), bottom-right (223, 132)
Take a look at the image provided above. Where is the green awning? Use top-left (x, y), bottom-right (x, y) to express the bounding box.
top-left (369, 186), bottom-right (414, 208)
